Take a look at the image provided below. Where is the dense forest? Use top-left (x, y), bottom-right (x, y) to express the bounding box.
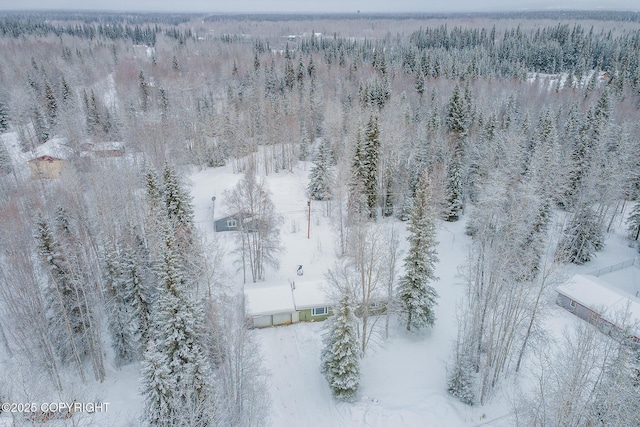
top-left (1, 10), bottom-right (640, 426)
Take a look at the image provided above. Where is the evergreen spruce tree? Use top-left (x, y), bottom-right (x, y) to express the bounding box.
top-left (444, 154), bottom-right (464, 222)
top-left (139, 70), bottom-right (150, 112)
top-left (163, 162), bottom-right (195, 232)
top-left (0, 99), bottom-right (9, 132)
top-left (397, 169), bottom-right (439, 331)
top-left (141, 339), bottom-right (175, 426)
top-left (142, 221), bottom-right (211, 425)
top-left (348, 129), bottom-right (368, 219)
top-left (145, 166), bottom-right (165, 217)
top-left (556, 206), bottom-right (604, 264)
top-left (448, 351), bottom-right (476, 406)
top-left (60, 76), bottom-right (72, 104)
top-left (519, 200), bottom-right (551, 280)
top-left (0, 140), bottom-right (12, 175)
top-left (627, 200), bottom-right (640, 241)
top-left (321, 291), bottom-right (360, 401)
top-left (362, 115), bottom-right (381, 219)
top-left (308, 139), bottom-right (333, 201)
top-left (34, 215), bottom-right (87, 371)
top-left (104, 245), bottom-right (136, 365)
top-left (44, 82), bottom-right (58, 128)
top-left (446, 84), bottom-right (468, 137)
top-left (121, 241), bottom-right (153, 355)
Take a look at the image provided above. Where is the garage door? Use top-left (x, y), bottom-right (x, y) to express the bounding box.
top-left (272, 312), bottom-right (292, 326)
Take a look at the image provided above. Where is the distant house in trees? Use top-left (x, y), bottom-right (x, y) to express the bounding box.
top-left (214, 214), bottom-right (241, 232)
top-left (28, 138), bottom-right (72, 179)
top-left (88, 141), bottom-right (125, 158)
top-left (556, 259), bottom-right (640, 346)
top-left (244, 280), bottom-right (333, 328)
top-left (214, 213), bottom-right (265, 233)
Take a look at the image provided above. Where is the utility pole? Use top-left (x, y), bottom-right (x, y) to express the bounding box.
top-left (307, 199), bottom-right (311, 239)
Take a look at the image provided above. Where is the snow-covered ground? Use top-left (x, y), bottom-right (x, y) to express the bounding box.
top-left (3, 156), bottom-right (637, 426)
top-left (189, 160), bottom-right (638, 427)
top-left (188, 160), bottom-right (510, 426)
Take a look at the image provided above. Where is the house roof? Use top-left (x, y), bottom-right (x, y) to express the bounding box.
top-left (292, 280), bottom-right (332, 310)
top-left (557, 274), bottom-right (640, 331)
top-left (32, 137), bottom-right (72, 160)
top-left (244, 280), bottom-right (334, 316)
top-left (90, 141), bottom-right (125, 152)
top-left (244, 284), bottom-right (296, 317)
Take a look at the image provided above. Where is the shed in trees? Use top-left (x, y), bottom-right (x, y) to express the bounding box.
top-left (556, 263), bottom-right (640, 345)
top-left (28, 138), bottom-right (72, 179)
top-left (87, 141), bottom-right (125, 158)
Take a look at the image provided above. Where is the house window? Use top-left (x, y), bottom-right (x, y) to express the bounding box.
top-left (312, 307), bottom-right (328, 316)
top-left (370, 301), bottom-right (381, 309)
top-left (227, 219), bottom-right (237, 228)
top-left (569, 300), bottom-right (576, 309)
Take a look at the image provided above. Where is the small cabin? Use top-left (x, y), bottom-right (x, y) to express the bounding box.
top-left (214, 215), bottom-right (240, 232)
top-left (214, 213), bottom-right (262, 233)
top-left (28, 138), bottom-right (72, 179)
top-left (28, 155), bottom-right (67, 179)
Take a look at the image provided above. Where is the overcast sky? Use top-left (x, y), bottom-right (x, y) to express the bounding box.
top-left (0, 0), bottom-right (638, 13)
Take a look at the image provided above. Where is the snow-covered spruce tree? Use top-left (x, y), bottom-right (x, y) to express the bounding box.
top-left (556, 205), bottom-right (604, 264)
top-left (307, 138), bottom-right (333, 201)
top-left (348, 129), bottom-right (369, 221)
top-left (626, 199), bottom-right (640, 241)
top-left (446, 83), bottom-right (468, 138)
top-left (163, 162), bottom-right (195, 233)
top-left (120, 240), bottom-right (153, 357)
top-left (443, 154), bottom-right (463, 222)
top-left (348, 116), bottom-right (381, 220)
top-left (362, 115), bottom-right (381, 219)
top-left (145, 166), bottom-right (165, 218)
top-left (34, 215), bottom-right (87, 376)
top-left (141, 221), bottom-right (212, 426)
top-left (103, 244), bottom-right (136, 366)
top-left (141, 339), bottom-right (175, 426)
top-left (0, 140), bottom-right (12, 175)
top-left (321, 290), bottom-right (361, 402)
top-left (0, 98), bottom-right (9, 132)
top-left (447, 344), bottom-right (476, 406)
top-left (397, 169), bottom-right (439, 331)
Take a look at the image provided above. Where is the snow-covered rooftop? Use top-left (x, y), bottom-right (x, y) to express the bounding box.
top-left (32, 137), bottom-right (73, 160)
top-left (292, 280), bottom-right (332, 310)
top-left (557, 273), bottom-right (640, 329)
top-left (244, 284), bottom-right (295, 317)
top-left (245, 280), bottom-right (334, 316)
